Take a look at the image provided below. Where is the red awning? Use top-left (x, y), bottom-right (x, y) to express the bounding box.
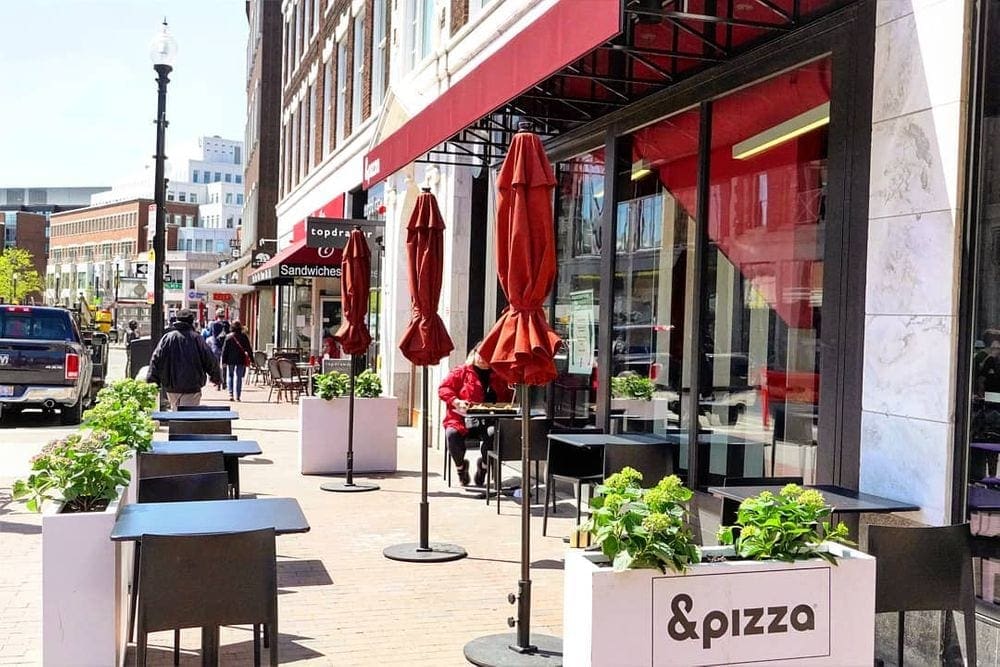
top-left (249, 238), bottom-right (342, 285)
top-left (362, 0), bottom-right (621, 188)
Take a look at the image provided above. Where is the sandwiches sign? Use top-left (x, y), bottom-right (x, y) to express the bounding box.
top-left (651, 567), bottom-right (831, 665)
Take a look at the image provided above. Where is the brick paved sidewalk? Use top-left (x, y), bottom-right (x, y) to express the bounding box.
top-left (0, 380), bottom-right (582, 666)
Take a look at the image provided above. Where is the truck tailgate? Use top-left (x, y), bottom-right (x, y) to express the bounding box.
top-left (0, 341), bottom-right (76, 390)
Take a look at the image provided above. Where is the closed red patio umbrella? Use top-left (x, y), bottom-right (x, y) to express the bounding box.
top-left (321, 227), bottom-right (378, 493)
top-left (465, 124), bottom-right (564, 665)
top-left (384, 188), bottom-right (465, 564)
top-left (335, 227), bottom-right (372, 356)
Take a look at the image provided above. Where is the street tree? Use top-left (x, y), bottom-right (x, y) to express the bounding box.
top-left (0, 247), bottom-right (44, 304)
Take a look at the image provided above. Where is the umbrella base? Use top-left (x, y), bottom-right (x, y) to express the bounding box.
top-left (383, 542), bottom-right (467, 563)
top-left (319, 481), bottom-right (380, 493)
top-left (464, 633), bottom-right (562, 666)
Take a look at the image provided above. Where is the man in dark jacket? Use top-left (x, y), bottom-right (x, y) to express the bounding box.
top-left (146, 308), bottom-right (222, 410)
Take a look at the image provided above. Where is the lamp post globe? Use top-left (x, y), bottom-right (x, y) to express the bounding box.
top-left (148, 19), bottom-right (176, 346)
top-left (149, 20), bottom-right (178, 67)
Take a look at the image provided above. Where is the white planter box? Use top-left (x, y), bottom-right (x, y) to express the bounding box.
top-left (611, 397), bottom-right (661, 421)
top-left (42, 491), bottom-right (130, 667)
top-left (299, 396), bottom-right (399, 474)
top-left (564, 544), bottom-right (875, 667)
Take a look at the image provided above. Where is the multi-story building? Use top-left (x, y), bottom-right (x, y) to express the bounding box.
top-left (46, 199), bottom-right (190, 323)
top-left (0, 186), bottom-right (111, 263)
top-left (247, 0), bottom-right (390, 361)
top-left (236, 0), bottom-right (284, 347)
top-left (92, 136), bottom-right (245, 259)
top-left (249, 0), bottom-right (1000, 660)
top-left (2, 211), bottom-right (48, 297)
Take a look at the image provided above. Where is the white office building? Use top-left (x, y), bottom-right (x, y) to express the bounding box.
top-left (92, 135), bottom-right (245, 256)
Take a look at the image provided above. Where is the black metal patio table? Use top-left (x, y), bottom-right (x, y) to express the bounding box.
top-left (111, 497), bottom-right (309, 666)
top-left (152, 410), bottom-right (240, 421)
top-left (707, 484), bottom-right (920, 514)
top-left (150, 440), bottom-right (263, 498)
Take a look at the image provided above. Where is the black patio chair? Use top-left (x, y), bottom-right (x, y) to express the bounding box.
top-left (135, 528), bottom-right (278, 667)
top-left (129, 467), bottom-right (230, 664)
top-left (137, 472), bottom-right (231, 504)
top-left (249, 351), bottom-right (269, 385)
top-left (602, 440), bottom-right (675, 487)
top-left (868, 523), bottom-right (976, 667)
top-left (486, 417), bottom-right (550, 513)
top-left (138, 452), bottom-right (227, 481)
top-left (542, 426), bottom-right (604, 536)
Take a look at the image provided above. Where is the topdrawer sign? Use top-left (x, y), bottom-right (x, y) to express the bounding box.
top-left (304, 218), bottom-right (383, 249)
top-left (651, 567), bottom-right (831, 665)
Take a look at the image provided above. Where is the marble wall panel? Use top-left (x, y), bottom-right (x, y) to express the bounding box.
top-left (872, 3), bottom-right (966, 123)
top-left (869, 102), bottom-right (964, 220)
top-left (865, 209), bottom-right (959, 316)
top-left (875, 0), bottom-right (951, 26)
top-left (862, 314), bottom-right (955, 423)
top-left (859, 410), bottom-right (952, 526)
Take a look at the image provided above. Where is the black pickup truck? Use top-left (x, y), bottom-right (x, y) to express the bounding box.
top-left (0, 305), bottom-right (94, 424)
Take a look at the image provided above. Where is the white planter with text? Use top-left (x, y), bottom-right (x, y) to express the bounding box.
top-left (563, 544), bottom-right (875, 667)
top-left (298, 395), bottom-right (398, 474)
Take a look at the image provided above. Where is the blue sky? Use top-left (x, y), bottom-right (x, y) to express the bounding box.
top-left (0, 0), bottom-right (247, 187)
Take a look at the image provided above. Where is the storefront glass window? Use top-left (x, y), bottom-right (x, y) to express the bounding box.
top-left (965, 0), bottom-right (1000, 611)
top-left (700, 58), bottom-right (831, 488)
top-left (552, 149), bottom-right (604, 426)
top-left (614, 107), bottom-right (700, 440)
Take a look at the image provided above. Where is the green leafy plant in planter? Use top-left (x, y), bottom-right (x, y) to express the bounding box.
top-left (354, 369), bottom-right (382, 398)
top-left (610, 373), bottom-right (655, 401)
top-left (96, 377), bottom-right (159, 413)
top-left (717, 484), bottom-right (853, 564)
top-left (314, 371), bottom-right (350, 400)
top-left (584, 467), bottom-right (701, 573)
top-left (83, 382), bottom-right (156, 453)
top-left (12, 432), bottom-right (131, 513)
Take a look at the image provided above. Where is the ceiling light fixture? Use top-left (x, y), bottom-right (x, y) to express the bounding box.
top-left (732, 102), bottom-right (830, 160)
top-left (631, 159), bottom-right (653, 181)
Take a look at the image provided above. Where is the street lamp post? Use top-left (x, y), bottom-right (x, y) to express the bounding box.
top-left (149, 19), bottom-right (177, 345)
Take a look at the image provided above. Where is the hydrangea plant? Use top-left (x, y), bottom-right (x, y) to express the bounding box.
top-left (13, 432), bottom-right (131, 513)
top-left (717, 484), bottom-right (853, 563)
top-left (584, 467), bottom-right (701, 573)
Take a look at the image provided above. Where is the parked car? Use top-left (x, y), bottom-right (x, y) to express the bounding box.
top-left (0, 305), bottom-right (94, 424)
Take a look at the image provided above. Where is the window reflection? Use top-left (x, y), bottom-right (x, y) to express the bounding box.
top-left (614, 107), bottom-right (700, 445)
top-left (702, 58), bottom-right (830, 487)
top-left (553, 150), bottom-right (605, 426)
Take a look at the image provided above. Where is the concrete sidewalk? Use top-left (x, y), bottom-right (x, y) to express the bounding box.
top-left (0, 379), bottom-right (581, 666)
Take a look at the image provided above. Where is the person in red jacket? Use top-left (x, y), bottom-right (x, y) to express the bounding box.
top-left (438, 344), bottom-right (514, 486)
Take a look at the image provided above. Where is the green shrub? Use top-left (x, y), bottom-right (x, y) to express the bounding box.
top-left (315, 369), bottom-right (382, 399)
top-left (610, 374), bottom-right (655, 401)
top-left (315, 371), bottom-right (349, 400)
top-left (84, 382), bottom-right (156, 453)
top-left (12, 432), bottom-right (131, 513)
top-left (584, 467), bottom-right (701, 573)
top-left (354, 369), bottom-right (382, 398)
top-left (717, 484), bottom-right (853, 563)
top-left (95, 378), bottom-right (159, 413)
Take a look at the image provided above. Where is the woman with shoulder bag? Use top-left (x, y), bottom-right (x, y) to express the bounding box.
top-left (438, 343), bottom-right (514, 486)
top-left (220, 321), bottom-right (254, 402)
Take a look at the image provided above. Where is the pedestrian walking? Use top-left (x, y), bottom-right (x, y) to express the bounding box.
top-left (221, 321), bottom-right (253, 402)
top-left (146, 308), bottom-right (222, 410)
top-left (210, 312), bottom-right (230, 389)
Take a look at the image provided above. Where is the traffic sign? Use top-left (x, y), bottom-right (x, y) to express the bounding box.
top-left (165, 281), bottom-right (182, 290)
top-left (134, 263), bottom-right (148, 278)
